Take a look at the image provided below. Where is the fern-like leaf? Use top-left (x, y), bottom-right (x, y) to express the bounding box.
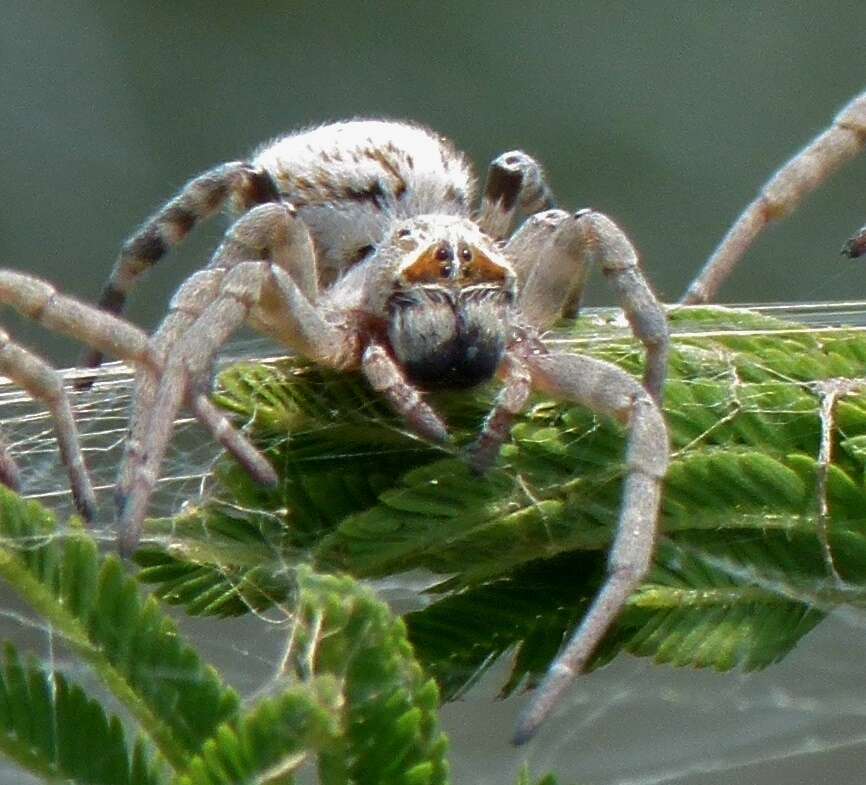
top-left (0, 642), bottom-right (165, 785)
top-left (167, 565), bottom-right (449, 785)
top-left (0, 488), bottom-right (240, 769)
top-left (291, 567), bottom-right (449, 785)
top-left (139, 306), bottom-right (866, 703)
top-left (173, 676), bottom-right (342, 785)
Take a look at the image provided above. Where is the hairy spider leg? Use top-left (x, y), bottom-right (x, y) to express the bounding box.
top-left (470, 209), bottom-right (668, 471)
top-left (477, 150), bottom-right (556, 242)
top-left (81, 161), bottom-right (281, 373)
top-left (682, 89), bottom-right (866, 304)
top-left (513, 350), bottom-right (668, 743)
top-left (116, 203), bottom-right (346, 553)
top-left (0, 270), bottom-right (156, 519)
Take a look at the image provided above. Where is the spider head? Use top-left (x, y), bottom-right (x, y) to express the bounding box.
top-left (381, 216), bottom-right (516, 390)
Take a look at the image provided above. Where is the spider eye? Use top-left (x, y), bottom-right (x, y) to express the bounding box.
top-left (397, 227), bottom-right (411, 238)
top-left (459, 247), bottom-right (508, 283)
top-left (403, 242), bottom-right (455, 282)
top-left (434, 242), bottom-right (453, 262)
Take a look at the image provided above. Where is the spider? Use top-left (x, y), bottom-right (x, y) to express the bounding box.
top-left (682, 87), bottom-right (866, 304)
top-left (82, 119), bottom-right (670, 743)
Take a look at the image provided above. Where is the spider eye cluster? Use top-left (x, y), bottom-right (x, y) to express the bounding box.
top-left (403, 241), bottom-right (507, 285)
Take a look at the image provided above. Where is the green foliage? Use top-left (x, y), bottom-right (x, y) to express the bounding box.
top-left (2, 303), bottom-right (864, 783)
top-left (174, 677), bottom-right (341, 785)
top-left (288, 568), bottom-right (449, 785)
top-left (0, 490), bottom-right (239, 770)
top-left (137, 306), bottom-right (866, 697)
top-left (0, 643), bottom-right (160, 785)
top-left (0, 490), bottom-right (496, 784)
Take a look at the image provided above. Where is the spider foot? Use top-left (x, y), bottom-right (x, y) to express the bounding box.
top-left (0, 449), bottom-right (21, 495)
top-left (464, 434), bottom-right (502, 474)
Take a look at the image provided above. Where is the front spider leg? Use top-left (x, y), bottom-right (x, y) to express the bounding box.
top-left (117, 201), bottom-right (323, 535)
top-left (513, 350), bottom-right (669, 744)
top-left (682, 89), bottom-right (866, 304)
top-left (0, 270), bottom-right (158, 519)
top-left (477, 150), bottom-right (555, 241)
top-left (468, 210), bottom-right (668, 471)
top-left (117, 256), bottom-right (346, 553)
top-left (467, 354), bottom-right (532, 472)
top-left (510, 209), bottom-right (669, 402)
top-left (361, 343), bottom-right (449, 444)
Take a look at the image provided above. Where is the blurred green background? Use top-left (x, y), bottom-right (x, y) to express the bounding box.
top-left (3, 3), bottom-right (866, 784)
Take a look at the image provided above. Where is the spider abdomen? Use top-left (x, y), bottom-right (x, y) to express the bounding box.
top-left (251, 120), bottom-right (476, 286)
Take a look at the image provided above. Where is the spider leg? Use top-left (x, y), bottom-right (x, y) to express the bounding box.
top-left (0, 271), bottom-right (154, 368)
top-left (506, 209), bottom-right (589, 321)
top-left (118, 202), bottom-right (322, 522)
top-left (682, 89), bottom-right (866, 304)
top-left (81, 160), bottom-right (281, 371)
top-left (512, 350), bottom-right (668, 744)
top-left (0, 330), bottom-right (95, 519)
top-left (511, 209), bottom-right (669, 401)
top-left (360, 342), bottom-right (449, 444)
top-left (477, 150), bottom-right (555, 240)
top-left (0, 270), bottom-right (158, 519)
top-left (0, 431), bottom-right (21, 496)
top-left (466, 355), bottom-right (532, 472)
top-left (117, 206), bottom-right (347, 553)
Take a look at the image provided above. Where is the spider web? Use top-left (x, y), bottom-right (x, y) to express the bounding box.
top-left (2, 305), bottom-right (866, 785)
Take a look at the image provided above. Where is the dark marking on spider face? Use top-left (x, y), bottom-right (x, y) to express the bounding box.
top-left (386, 287), bottom-right (510, 389)
top-left (402, 242), bottom-right (509, 285)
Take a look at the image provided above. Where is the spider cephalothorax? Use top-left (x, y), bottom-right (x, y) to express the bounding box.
top-left (78, 118), bottom-right (669, 742)
top-left (366, 216), bottom-right (517, 391)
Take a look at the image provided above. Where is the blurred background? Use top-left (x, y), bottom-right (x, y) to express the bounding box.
top-left (2, 2), bottom-right (866, 783)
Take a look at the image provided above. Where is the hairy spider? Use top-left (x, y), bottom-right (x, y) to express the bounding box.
top-left (682, 87), bottom-right (866, 304)
top-left (85, 119), bottom-right (669, 742)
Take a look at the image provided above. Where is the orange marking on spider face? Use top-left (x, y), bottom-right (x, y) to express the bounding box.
top-left (403, 242), bottom-right (510, 285)
top-left (403, 242), bottom-right (455, 283)
top-left (458, 246), bottom-right (508, 283)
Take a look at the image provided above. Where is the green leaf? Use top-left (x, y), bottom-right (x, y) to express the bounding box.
top-left (141, 306), bottom-right (866, 708)
top-left (290, 568), bottom-right (450, 785)
top-left (167, 566), bottom-right (449, 785)
top-left (0, 488), bottom-right (240, 769)
top-left (173, 677), bottom-right (341, 785)
top-left (0, 642), bottom-right (165, 785)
